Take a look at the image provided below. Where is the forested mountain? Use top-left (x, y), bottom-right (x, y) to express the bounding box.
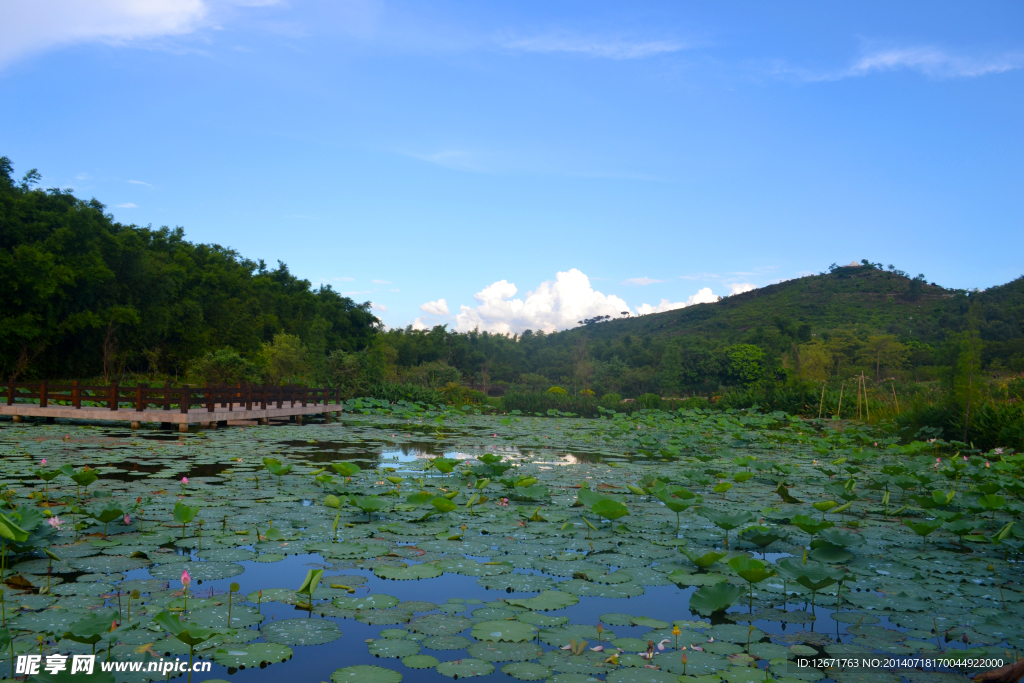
top-left (2, 156), bottom-right (1022, 398)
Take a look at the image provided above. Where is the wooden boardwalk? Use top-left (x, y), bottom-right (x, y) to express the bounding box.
top-left (1, 381), bottom-right (342, 431)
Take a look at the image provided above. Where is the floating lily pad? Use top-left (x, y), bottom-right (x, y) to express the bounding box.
top-left (470, 620), bottom-right (537, 642)
top-left (422, 636), bottom-right (473, 650)
top-left (150, 560), bottom-right (243, 581)
top-left (435, 658), bottom-right (494, 678)
top-left (467, 641), bottom-right (542, 662)
top-left (409, 614), bottom-right (472, 636)
top-left (331, 664), bottom-right (403, 683)
top-left (212, 643), bottom-right (293, 669)
top-left (262, 618), bottom-right (342, 646)
top-left (334, 594), bottom-right (400, 610)
top-left (505, 590), bottom-right (579, 611)
top-left (501, 662), bottom-right (553, 680)
top-left (369, 639), bottom-right (421, 658)
top-left (375, 564), bottom-right (443, 581)
top-left (477, 574), bottom-right (556, 592)
top-left (402, 655), bottom-right (439, 669)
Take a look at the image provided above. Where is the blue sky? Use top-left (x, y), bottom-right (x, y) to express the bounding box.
top-left (2, 1), bottom-right (1022, 332)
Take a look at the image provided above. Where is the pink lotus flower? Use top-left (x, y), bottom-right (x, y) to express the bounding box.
top-left (181, 477), bottom-right (189, 485)
top-left (181, 569), bottom-right (191, 588)
top-left (47, 516), bottom-right (63, 530)
top-left (498, 498), bottom-right (509, 506)
top-left (41, 458), bottom-right (47, 465)
top-left (994, 448), bottom-right (1004, 455)
top-left (123, 514), bottom-right (131, 525)
top-left (985, 462), bottom-right (990, 468)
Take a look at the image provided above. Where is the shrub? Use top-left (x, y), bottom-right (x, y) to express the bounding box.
top-left (187, 349), bottom-right (259, 385)
top-left (638, 393), bottom-right (662, 410)
top-left (599, 392), bottom-right (623, 410)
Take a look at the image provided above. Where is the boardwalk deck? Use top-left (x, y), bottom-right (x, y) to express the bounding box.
top-left (0, 381), bottom-right (342, 431)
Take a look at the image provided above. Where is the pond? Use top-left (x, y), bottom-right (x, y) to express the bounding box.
top-left (0, 404), bottom-right (1020, 683)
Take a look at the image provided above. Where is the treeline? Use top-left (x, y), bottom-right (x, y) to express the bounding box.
top-left (0, 158), bottom-right (378, 382)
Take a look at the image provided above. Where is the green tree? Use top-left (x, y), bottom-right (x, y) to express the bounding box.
top-left (260, 333), bottom-right (309, 384)
top-left (726, 344), bottom-right (765, 387)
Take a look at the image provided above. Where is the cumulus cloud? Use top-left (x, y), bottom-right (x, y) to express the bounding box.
top-left (728, 282), bottom-right (756, 295)
top-left (455, 269), bottom-right (631, 334)
top-left (410, 317), bottom-right (429, 331)
top-left (635, 287), bottom-right (719, 315)
top-left (622, 276), bottom-right (667, 286)
top-left (420, 299), bottom-right (450, 316)
top-left (0, 0), bottom-right (280, 68)
top-left (502, 34), bottom-right (690, 60)
top-left (370, 301), bottom-right (387, 312)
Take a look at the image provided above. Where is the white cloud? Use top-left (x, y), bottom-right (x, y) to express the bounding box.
top-left (114, 202), bottom-right (137, 208)
top-left (455, 269), bottom-right (631, 334)
top-left (502, 34), bottom-right (689, 60)
top-left (127, 179), bottom-right (152, 187)
top-left (371, 301), bottom-right (387, 312)
top-left (420, 299), bottom-right (450, 316)
top-left (0, 0), bottom-right (281, 68)
top-left (727, 282), bottom-right (756, 295)
top-left (622, 276), bottom-right (667, 286)
top-left (778, 46), bottom-right (1024, 83)
top-left (372, 279), bottom-right (392, 284)
top-left (635, 287), bottom-right (719, 315)
top-left (335, 277), bottom-right (355, 282)
top-left (844, 47), bottom-right (1023, 79)
top-left (411, 317), bottom-right (429, 331)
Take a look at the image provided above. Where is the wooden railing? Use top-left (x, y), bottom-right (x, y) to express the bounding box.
top-left (0, 382), bottom-right (342, 413)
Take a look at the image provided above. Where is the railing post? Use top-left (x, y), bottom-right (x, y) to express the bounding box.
top-left (72, 381), bottom-right (81, 409)
top-left (109, 382), bottom-right (119, 411)
top-left (39, 380), bottom-right (48, 408)
top-left (207, 385), bottom-right (215, 413)
top-left (181, 386), bottom-right (191, 414)
top-left (136, 383), bottom-right (145, 412)
top-left (261, 385), bottom-right (267, 410)
top-left (302, 387), bottom-right (308, 408)
top-left (277, 386), bottom-right (283, 409)
top-left (6, 382), bottom-right (12, 406)
top-left (163, 383), bottom-right (171, 411)
top-left (245, 384), bottom-right (252, 411)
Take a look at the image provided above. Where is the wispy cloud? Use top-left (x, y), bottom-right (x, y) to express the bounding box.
top-left (128, 179), bottom-right (152, 187)
top-left (501, 33), bottom-right (690, 60)
top-left (372, 279), bottom-right (392, 284)
top-left (622, 276), bottom-right (667, 286)
top-left (115, 202), bottom-right (137, 208)
top-left (775, 46), bottom-right (1024, 82)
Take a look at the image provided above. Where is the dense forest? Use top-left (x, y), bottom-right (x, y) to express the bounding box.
top-left (0, 157), bottom-right (378, 383)
top-left (3, 155), bottom-right (1024, 447)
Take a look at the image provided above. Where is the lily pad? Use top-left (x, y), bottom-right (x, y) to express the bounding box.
top-left (467, 641), bottom-right (542, 662)
top-left (409, 614), bottom-right (472, 636)
top-left (402, 655), bottom-right (439, 669)
top-left (334, 595), bottom-right (401, 610)
top-left (369, 639), bottom-right (421, 658)
top-left (422, 635), bottom-right (473, 650)
top-left (470, 620), bottom-right (537, 642)
top-left (331, 665), bottom-right (403, 683)
top-left (262, 618), bottom-right (342, 646)
top-left (375, 564), bottom-right (443, 581)
top-left (505, 590), bottom-right (579, 611)
top-left (501, 662), bottom-right (553, 680)
top-left (212, 643), bottom-right (293, 669)
top-left (435, 658), bottom-right (494, 678)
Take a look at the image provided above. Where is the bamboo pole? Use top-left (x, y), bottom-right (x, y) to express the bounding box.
top-left (891, 381), bottom-right (900, 414)
top-left (863, 373), bottom-right (870, 422)
top-left (836, 381), bottom-right (845, 419)
top-left (818, 381), bottom-right (826, 419)
top-left (856, 375), bottom-right (862, 420)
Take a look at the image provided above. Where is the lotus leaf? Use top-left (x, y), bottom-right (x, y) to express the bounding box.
top-left (331, 664), bottom-right (402, 683)
top-left (262, 618), bottom-right (341, 646)
top-left (502, 662), bottom-right (553, 680)
top-left (435, 658), bottom-right (494, 678)
top-left (369, 638), bottom-right (421, 658)
top-left (470, 619), bottom-right (537, 642)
